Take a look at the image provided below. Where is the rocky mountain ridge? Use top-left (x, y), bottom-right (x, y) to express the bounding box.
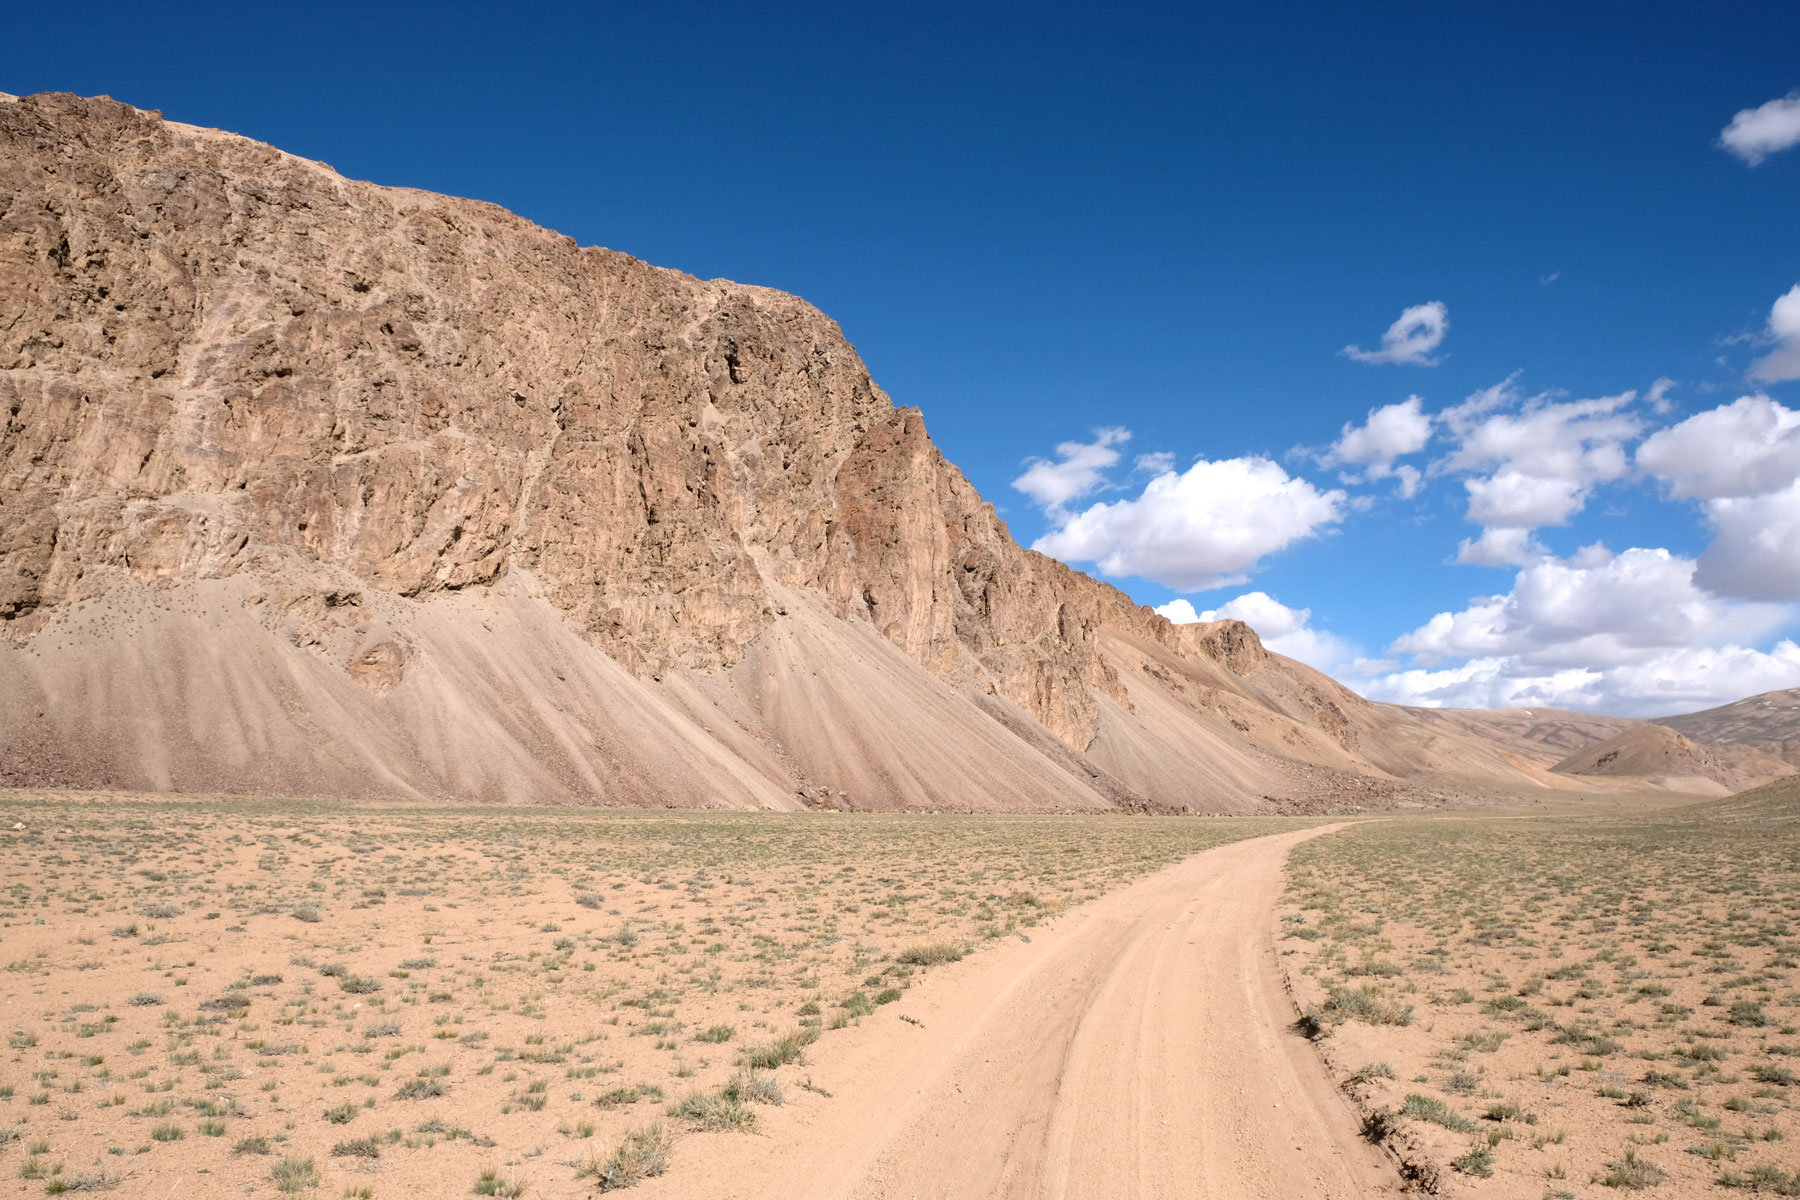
top-left (0, 92), bottom-right (1787, 809)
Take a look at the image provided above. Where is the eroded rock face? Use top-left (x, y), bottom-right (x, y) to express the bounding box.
top-left (346, 640), bottom-right (408, 693)
top-left (0, 92), bottom-right (1212, 750)
top-left (7, 93), bottom-right (1759, 809)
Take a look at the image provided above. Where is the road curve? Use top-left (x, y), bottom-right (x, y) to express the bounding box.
top-left (635, 825), bottom-right (1396, 1200)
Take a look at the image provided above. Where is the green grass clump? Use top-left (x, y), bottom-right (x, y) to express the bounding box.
top-left (271, 1156), bottom-right (319, 1194)
top-left (1402, 1093), bottom-right (1477, 1134)
top-left (1318, 984), bottom-right (1413, 1027)
top-left (740, 1028), bottom-right (817, 1070)
top-left (1600, 1147), bottom-right (1666, 1189)
top-left (1451, 1142), bottom-right (1494, 1177)
top-left (586, 1123), bottom-right (673, 1191)
top-left (474, 1167), bottom-right (527, 1196)
top-left (668, 1089), bottom-right (756, 1132)
top-left (393, 1076), bottom-right (447, 1101)
top-left (1719, 1164), bottom-right (1800, 1193)
top-left (896, 943), bottom-right (963, 966)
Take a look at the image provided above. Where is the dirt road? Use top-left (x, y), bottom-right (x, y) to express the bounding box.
top-left (638, 825), bottom-right (1396, 1199)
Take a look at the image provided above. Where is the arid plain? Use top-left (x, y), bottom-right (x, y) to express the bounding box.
top-left (6, 785), bottom-right (1800, 1197)
top-left (0, 791), bottom-right (1301, 1196)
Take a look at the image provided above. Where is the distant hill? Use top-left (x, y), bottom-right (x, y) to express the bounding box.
top-left (1550, 724), bottom-right (1793, 796)
top-left (1655, 689), bottom-right (1800, 772)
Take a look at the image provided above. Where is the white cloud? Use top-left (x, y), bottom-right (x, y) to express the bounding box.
top-left (1200, 591), bottom-right (1311, 637)
top-left (1012, 428), bottom-right (1129, 512)
top-left (1694, 482), bottom-right (1800, 601)
top-left (1033, 457), bottom-right (1345, 591)
top-left (1358, 643), bottom-right (1800, 718)
top-left (1435, 378), bottom-right (1641, 548)
top-left (1318, 396), bottom-right (1433, 493)
top-left (1354, 545), bottom-right (1800, 716)
top-left (1390, 546), bottom-right (1792, 668)
top-left (1637, 393), bottom-right (1800, 499)
top-left (1601, 643), bottom-right (1800, 711)
top-left (1157, 591), bottom-right (1359, 671)
top-left (1462, 468), bottom-right (1591, 529)
top-left (1153, 598), bottom-right (1203, 624)
top-left (1342, 301), bottom-right (1449, 366)
top-left (1751, 284), bottom-right (1800, 383)
top-left (1441, 389), bottom-right (1638, 479)
top-left (1638, 395), bottom-right (1800, 602)
top-left (1134, 451), bottom-right (1176, 474)
top-left (1646, 377), bottom-right (1676, 415)
top-left (1454, 527), bottom-right (1546, 567)
top-left (1719, 90), bottom-right (1800, 166)
top-left (1441, 373), bottom-right (1520, 429)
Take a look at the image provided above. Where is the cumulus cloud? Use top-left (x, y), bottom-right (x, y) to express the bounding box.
top-left (1359, 643), bottom-right (1800, 717)
top-left (1454, 527), bottom-right (1547, 567)
top-left (1390, 546), bottom-right (1792, 667)
top-left (1750, 284), bottom-right (1800, 383)
top-left (1637, 393), bottom-right (1800, 499)
top-left (1719, 90), bottom-right (1800, 166)
top-left (1435, 377), bottom-right (1641, 549)
top-left (1357, 545), bottom-right (1800, 715)
top-left (1638, 395), bottom-right (1800, 602)
top-left (1155, 591), bottom-right (1359, 671)
top-left (1033, 457), bottom-right (1346, 591)
top-left (1441, 387), bottom-right (1638, 479)
top-left (1695, 482), bottom-right (1800, 601)
top-left (1461, 468), bottom-right (1592, 529)
top-left (1317, 396), bottom-right (1433, 494)
top-left (1012, 428), bottom-right (1129, 513)
top-left (1342, 301), bottom-right (1449, 366)
top-left (1153, 598), bottom-right (1203, 624)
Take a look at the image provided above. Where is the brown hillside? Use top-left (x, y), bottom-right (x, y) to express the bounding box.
top-left (1655, 688), bottom-right (1800, 771)
top-left (1551, 723), bottom-right (1795, 796)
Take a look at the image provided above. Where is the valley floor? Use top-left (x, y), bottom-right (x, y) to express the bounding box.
top-left (0, 792), bottom-right (1298, 1198)
top-left (4, 788), bottom-right (1795, 1198)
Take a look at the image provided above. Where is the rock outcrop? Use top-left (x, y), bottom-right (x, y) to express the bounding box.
top-left (0, 91), bottom-right (1162, 744)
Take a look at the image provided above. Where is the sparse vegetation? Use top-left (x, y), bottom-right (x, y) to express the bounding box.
top-left (1285, 805), bottom-right (1800, 1193)
top-left (896, 942), bottom-right (964, 966)
top-left (271, 1156), bottom-right (320, 1194)
top-left (474, 1167), bottom-right (527, 1197)
top-left (0, 788), bottom-right (1293, 1194)
top-left (586, 1122), bottom-right (673, 1190)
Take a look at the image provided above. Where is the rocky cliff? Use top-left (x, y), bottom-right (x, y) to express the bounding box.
top-left (0, 93), bottom-right (1749, 809)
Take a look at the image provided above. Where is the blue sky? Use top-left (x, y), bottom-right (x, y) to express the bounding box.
top-left (7, 2), bottom-right (1800, 715)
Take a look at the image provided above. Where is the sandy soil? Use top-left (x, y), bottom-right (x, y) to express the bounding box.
top-left (0, 791), bottom-right (1316, 1198)
top-left (631, 826), bottom-right (1397, 1199)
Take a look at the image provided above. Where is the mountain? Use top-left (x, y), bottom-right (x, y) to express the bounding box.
top-left (0, 92), bottom-right (1769, 810)
top-left (1654, 689), bottom-right (1800, 773)
top-left (1549, 724), bottom-right (1791, 797)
